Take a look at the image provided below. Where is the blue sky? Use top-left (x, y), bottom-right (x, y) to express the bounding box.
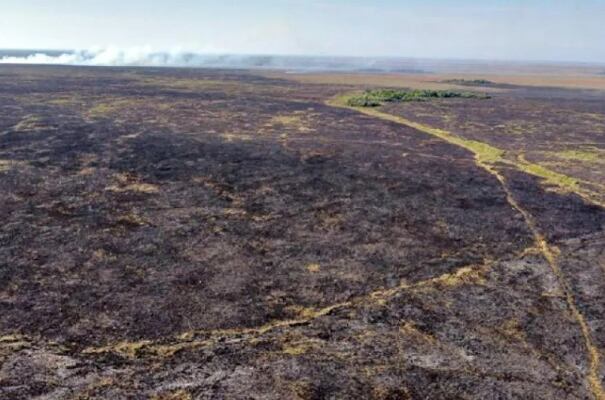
top-left (1, 0), bottom-right (604, 63)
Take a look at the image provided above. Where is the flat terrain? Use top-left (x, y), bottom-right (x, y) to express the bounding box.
top-left (0, 65), bottom-right (604, 399)
top-left (266, 69), bottom-right (605, 91)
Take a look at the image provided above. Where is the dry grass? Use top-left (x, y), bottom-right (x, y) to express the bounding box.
top-left (83, 340), bottom-right (152, 359)
top-left (270, 115), bottom-right (304, 125)
top-left (151, 389), bottom-right (192, 400)
top-left (106, 183), bottom-right (159, 194)
top-left (306, 263), bottom-right (321, 273)
top-left (399, 322), bottom-right (437, 344)
top-left (14, 114), bottom-right (49, 132)
top-left (265, 112), bottom-right (315, 134)
top-left (267, 71), bottom-right (605, 91)
top-left (87, 98), bottom-right (148, 118)
top-left (220, 133), bottom-right (253, 142)
top-left (105, 173), bottom-right (160, 194)
top-left (0, 159), bottom-right (27, 172)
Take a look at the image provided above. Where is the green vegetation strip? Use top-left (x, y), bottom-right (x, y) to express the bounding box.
top-left (345, 88), bottom-right (490, 107)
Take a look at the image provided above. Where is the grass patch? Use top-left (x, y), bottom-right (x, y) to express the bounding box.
top-left (345, 89), bottom-right (490, 107)
top-left (266, 113), bottom-right (315, 134)
top-left (551, 149), bottom-right (605, 164)
top-left (87, 102), bottom-right (125, 118)
top-left (220, 133), bottom-right (253, 142)
top-left (517, 155), bottom-right (579, 191)
top-left (151, 390), bottom-right (192, 400)
top-left (0, 159), bottom-right (27, 172)
top-left (306, 263), bottom-right (321, 273)
top-left (106, 183), bottom-right (159, 194)
top-left (463, 140), bottom-right (505, 164)
top-left (14, 115), bottom-right (48, 132)
top-left (269, 115), bottom-right (303, 125)
top-left (47, 96), bottom-right (82, 106)
top-left (87, 98), bottom-right (145, 118)
top-left (84, 340), bottom-right (152, 359)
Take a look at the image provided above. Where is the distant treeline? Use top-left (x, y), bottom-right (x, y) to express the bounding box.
top-left (442, 78), bottom-right (522, 90)
top-left (442, 79), bottom-right (495, 86)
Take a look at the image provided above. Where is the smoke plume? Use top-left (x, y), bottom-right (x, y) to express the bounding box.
top-left (0, 47), bottom-right (428, 73)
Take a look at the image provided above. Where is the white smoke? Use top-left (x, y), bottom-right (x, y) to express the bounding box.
top-left (0, 46), bottom-right (208, 67)
top-left (0, 47), bottom-right (298, 68)
top-left (0, 46), bottom-right (428, 73)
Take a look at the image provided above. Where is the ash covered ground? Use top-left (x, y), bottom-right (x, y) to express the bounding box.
top-left (1, 65), bottom-right (604, 399)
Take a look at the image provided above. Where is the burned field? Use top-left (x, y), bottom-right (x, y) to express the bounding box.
top-left (377, 85), bottom-right (605, 204)
top-left (1, 66), bottom-right (604, 399)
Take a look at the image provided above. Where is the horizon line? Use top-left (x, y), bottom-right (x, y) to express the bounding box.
top-left (1, 48), bottom-right (605, 68)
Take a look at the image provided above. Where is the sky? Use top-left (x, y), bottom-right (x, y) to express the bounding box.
top-left (1, 0), bottom-right (605, 63)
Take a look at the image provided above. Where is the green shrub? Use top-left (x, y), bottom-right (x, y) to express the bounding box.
top-left (346, 89), bottom-right (489, 107)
